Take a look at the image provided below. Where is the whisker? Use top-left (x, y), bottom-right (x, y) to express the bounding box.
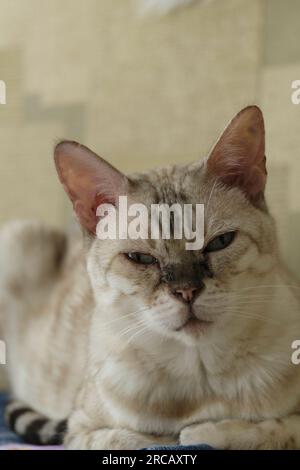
top-left (118, 319), bottom-right (146, 339)
top-left (100, 307), bottom-right (149, 330)
top-left (197, 299), bottom-right (279, 308)
top-left (206, 178), bottom-right (218, 217)
top-left (224, 310), bottom-right (282, 325)
top-left (228, 285), bottom-right (300, 292)
top-left (125, 325), bottom-right (150, 347)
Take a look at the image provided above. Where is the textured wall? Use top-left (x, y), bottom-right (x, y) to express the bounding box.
top-left (0, 0), bottom-right (300, 276)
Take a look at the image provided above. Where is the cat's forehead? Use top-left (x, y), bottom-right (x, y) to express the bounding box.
top-left (128, 162), bottom-right (210, 205)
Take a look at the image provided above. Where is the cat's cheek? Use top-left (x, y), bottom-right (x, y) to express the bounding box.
top-left (105, 264), bottom-right (160, 297)
top-left (233, 244), bottom-right (260, 273)
top-left (206, 234), bottom-right (259, 278)
top-left (106, 271), bottom-right (140, 295)
top-left (253, 253), bottom-right (276, 274)
top-left (229, 244), bottom-right (274, 276)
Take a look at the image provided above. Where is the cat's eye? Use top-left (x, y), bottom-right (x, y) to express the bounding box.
top-left (125, 252), bottom-right (158, 265)
top-left (205, 231), bottom-right (236, 253)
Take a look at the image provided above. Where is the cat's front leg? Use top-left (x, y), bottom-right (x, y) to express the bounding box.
top-left (65, 427), bottom-right (177, 450)
top-left (180, 415), bottom-right (300, 449)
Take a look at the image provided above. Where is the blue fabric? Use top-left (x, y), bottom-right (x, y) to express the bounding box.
top-left (145, 445), bottom-right (214, 450)
top-left (0, 393), bottom-right (22, 445)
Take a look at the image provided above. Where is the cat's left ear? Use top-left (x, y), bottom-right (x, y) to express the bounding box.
top-left (206, 105), bottom-right (267, 205)
top-left (54, 141), bottom-right (128, 234)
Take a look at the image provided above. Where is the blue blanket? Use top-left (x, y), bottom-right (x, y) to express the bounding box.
top-left (0, 394), bottom-right (22, 446)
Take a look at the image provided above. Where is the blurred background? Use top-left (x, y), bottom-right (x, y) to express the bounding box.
top-left (0, 0), bottom-right (300, 277)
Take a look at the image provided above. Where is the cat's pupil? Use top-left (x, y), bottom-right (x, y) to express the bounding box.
top-left (220, 234), bottom-right (226, 245)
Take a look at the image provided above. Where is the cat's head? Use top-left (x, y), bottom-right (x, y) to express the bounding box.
top-left (54, 106), bottom-right (277, 344)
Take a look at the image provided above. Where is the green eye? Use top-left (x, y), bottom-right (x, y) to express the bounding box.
top-left (126, 252), bottom-right (158, 265)
top-left (205, 231), bottom-right (236, 253)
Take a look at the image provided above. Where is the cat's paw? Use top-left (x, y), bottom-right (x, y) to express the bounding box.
top-left (180, 419), bottom-right (259, 450)
top-left (180, 421), bottom-right (226, 449)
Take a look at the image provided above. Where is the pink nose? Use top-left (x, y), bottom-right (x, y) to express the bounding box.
top-left (173, 287), bottom-right (200, 304)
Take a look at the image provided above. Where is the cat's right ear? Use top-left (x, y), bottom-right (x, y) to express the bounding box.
top-left (205, 106), bottom-right (267, 206)
top-left (54, 141), bottom-right (128, 234)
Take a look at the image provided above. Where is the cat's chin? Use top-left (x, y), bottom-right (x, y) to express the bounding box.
top-left (176, 316), bottom-right (213, 336)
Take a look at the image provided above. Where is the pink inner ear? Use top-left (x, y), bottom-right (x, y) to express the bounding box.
top-left (207, 106), bottom-right (267, 202)
top-left (55, 141), bottom-right (127, 234)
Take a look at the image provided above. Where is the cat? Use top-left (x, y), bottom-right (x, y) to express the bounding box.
top-left (1, 105), bottom-right (300, 449)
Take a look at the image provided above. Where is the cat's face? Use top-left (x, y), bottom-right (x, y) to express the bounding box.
top-left (87, 166), bottom-right (276, 344)
top-left (55, 106), bottom-right (277, 344)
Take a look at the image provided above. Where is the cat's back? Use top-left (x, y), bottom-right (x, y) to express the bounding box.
top-left (0, 219), bottom-right (67, 306)
top-left (0, 218), bottom-right (91, 299)
top-left (0, 220), bottom-right (94, 418)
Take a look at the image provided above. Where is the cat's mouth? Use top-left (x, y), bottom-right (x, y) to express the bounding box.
top-left (176, 314), bottom-right (213, 334)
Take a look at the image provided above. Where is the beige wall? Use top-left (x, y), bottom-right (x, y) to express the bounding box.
top-left (0, 0), bottom-right (300, 276)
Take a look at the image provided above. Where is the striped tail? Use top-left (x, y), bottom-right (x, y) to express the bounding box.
top-left (5, 401), bottom-right (67, 446)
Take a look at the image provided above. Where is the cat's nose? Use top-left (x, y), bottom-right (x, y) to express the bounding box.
top-left (172, 287), bottom-right (201, 304)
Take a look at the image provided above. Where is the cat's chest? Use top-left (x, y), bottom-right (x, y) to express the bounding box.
top-left (97, 350), bottom-right (220, 433)
top-left (96, 346), bottom-right (293, 435)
